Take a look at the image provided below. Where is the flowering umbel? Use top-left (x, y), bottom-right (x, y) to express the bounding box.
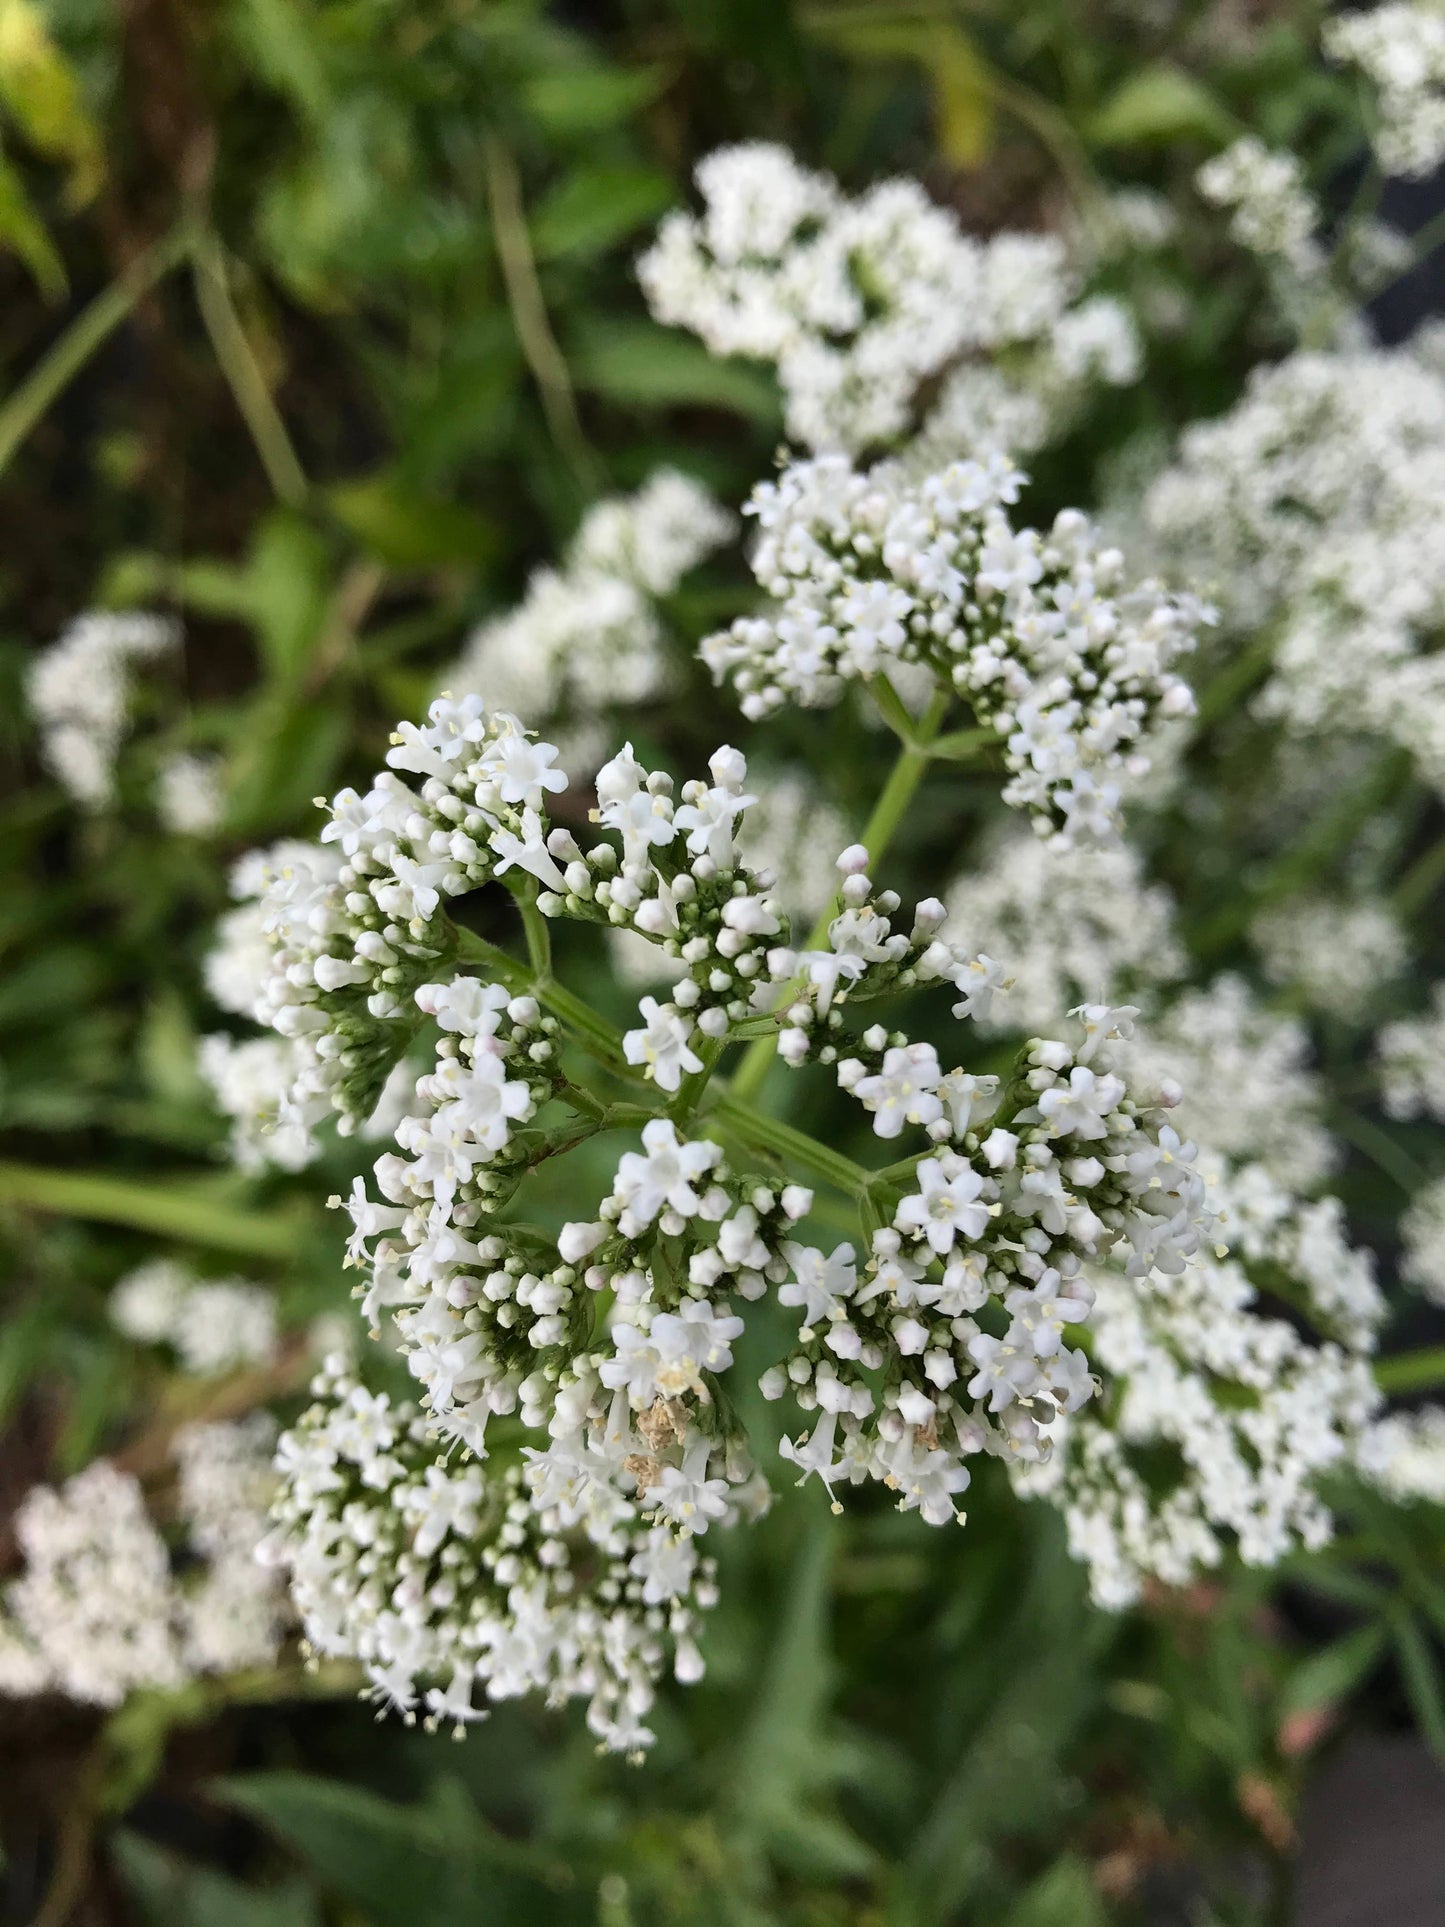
top-left (215, 647), bottom-right (1374, 1749)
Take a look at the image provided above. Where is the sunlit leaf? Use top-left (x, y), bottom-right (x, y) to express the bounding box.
top-left (1088, 62), bottom-right (1237, 147)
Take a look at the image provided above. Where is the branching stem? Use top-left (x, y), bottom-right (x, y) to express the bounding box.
top-left (728, 685), bottom-right (952, 1103)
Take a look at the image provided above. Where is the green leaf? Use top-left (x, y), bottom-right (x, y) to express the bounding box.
top-left (137, 989), bottom-right (205, 1109)
top-left (330, 474), bottom-right (499, 571)
top-left (523, 63), bottom-right (669, 135)
top-left (246, 514), bottom-right (332, 686)
top-left (0, 0), bottom-right (103, 204)
top-left (1004, 1857), bottom-right (1108, 1927)
top-left (812, 18), bottom-right (997, 167)
top-left (531, 164), bottom-right (673, 261)
top-left (0, 1159), bottom-right (310, 1259)
top-left (1088, 63), bottom-right (1237, 147)
top-left (232, 0), bottom-right (332, 122)
top-left (724, 1518), bottom-right (878, 1881)
top-left (571, 319), bottom-right (781, 424)
top-left (0, 145), bottom-right (63, 298)
top-left (113, 1831), bottom-right (319, 1927)
top-left (1279, 1622), bottom-right (1385, 1722)
top-left (1391, 1609), bottom-right (1445, 1760)
top-left (214, 1772), bottom-right (577, 1927)
top-left (1294, 1562), bottom-right (1390, 1611)
top-left (226, 695), bottom-right (348, 834)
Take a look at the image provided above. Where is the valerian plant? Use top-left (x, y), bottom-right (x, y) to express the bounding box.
top-left (7, 5), bottom-right (1445, 1918)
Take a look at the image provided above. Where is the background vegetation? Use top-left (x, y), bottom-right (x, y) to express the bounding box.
top-left (2, 2), bottom-right (1442, 1923)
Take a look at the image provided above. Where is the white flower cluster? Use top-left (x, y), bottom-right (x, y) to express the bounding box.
top-left (762, 1008), bottom-right (1215, 1523)
top-left (1253, 894), bottom-right (1406, 1022)
top-left (778, 876), bottom-right (1379, 1606)
top-left (1196, 137), bottom-right (1320, 271)
top-left (1358, 1404), bottom-right (1445, 1505)
top-left (608, 767), bottom-right (846, 987)
top-left (702, 453), bottom-right (1199, 842)
top-left (212, 698), bottom-right (576, 1145)
top-left (1015, 1259), bottom-right (1377, 1609)
top-left (452, 469), bottom-right (734, 757)
top-left (26, 611), bottom-right (175, 807)
top-left (943, 832), bottom-right (1184, 1033)
top-left (1379, 984), bottom-right (1445, 1120)
top-left (228, 672), bottom-right (1348, 1740)
top-left (110, 1258), bottom-right (279, 1376)
top-left (1121, 974), bottom-right (1338, 1190)
top-left (262, 1361), bottom-right (720, 1752)
top-left (1325, 3), bottom-right (1445, 179)
top-left (200, 842), bottom-right (418, 1170)
top-left (156, 749), bottom-right (226, 836)
top-left (638, 142), bottom-right (1139, 456)
top-left (0, 1417), bottom-right (285, 1706)
top-left (1013, 1151), bottom-right (1382, 1608)
top-left (1402, 1175), bottom-right (1445, 1306)
top-left (1145, 344), bottom-right (1445, 789)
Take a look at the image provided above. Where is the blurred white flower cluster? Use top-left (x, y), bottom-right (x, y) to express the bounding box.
top-left (109, 1258), bottom-right (279, 1376)
top-left (27, 611), bottom-right (175, 807)
top-left (1326, 2), bottom-right (1445, 178)
top-left (1146, 343), bottom-right (1445, 788)
top-left (1196, 137), bottom-right (1321, 272)
top-left (0, 1418), bottom-right (287, 1706)
top-left (944, 832), bottom-right (1184, 1032)
top-left (452, 468), bottom-right (734, 772)
top-left (1358, 1403), bottom-right (1445, 1504)
top-left (639, 141), bottom-right (1139, 457)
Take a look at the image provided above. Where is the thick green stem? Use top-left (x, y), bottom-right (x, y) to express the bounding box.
top-left (0, 221), bottom-right (194, 478)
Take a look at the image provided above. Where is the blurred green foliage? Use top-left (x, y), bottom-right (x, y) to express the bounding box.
top-left (1, 2), bottom-right (1442, 1924)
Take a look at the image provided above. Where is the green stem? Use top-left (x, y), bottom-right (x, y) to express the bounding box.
top-left (866, 672), bottom-right (921, 746)
top-left (190, 230), bottom-right (308, 507)
top-left (1330, 1107), bottom-right (1425, 1193)
top-left (481, 130), bottom-right (598, 490)
top-left (0, 221), bottom-right (193, 478)
top-left (0, 1161), bottom-right (306, 1259)
top-left (729, 688), bottom-right (951, 1104)
top-left (1393, 833), bottom-right (1445, 919)
top-left (1192, 625), bottom-right (1277, 730)
top-left (453, 924), bottom-right (637, 1080)
top-left (1394, 198), bottom-right (1445, 282)
top-left (709, 1089), bottom-right (870, 1198)
top-left (516, 889), bottom-right (553, 980)
top-left (929, 725), bottom-right (996, 762)
top-left (668, 1034), bottom-right (724, 1124)
top-left (1375, 1346), bottom-right (1445, 1397)
top-left (454, 925), bottom-right (528, 989)
top-left (451, 918), bottom-right (868, 1195)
